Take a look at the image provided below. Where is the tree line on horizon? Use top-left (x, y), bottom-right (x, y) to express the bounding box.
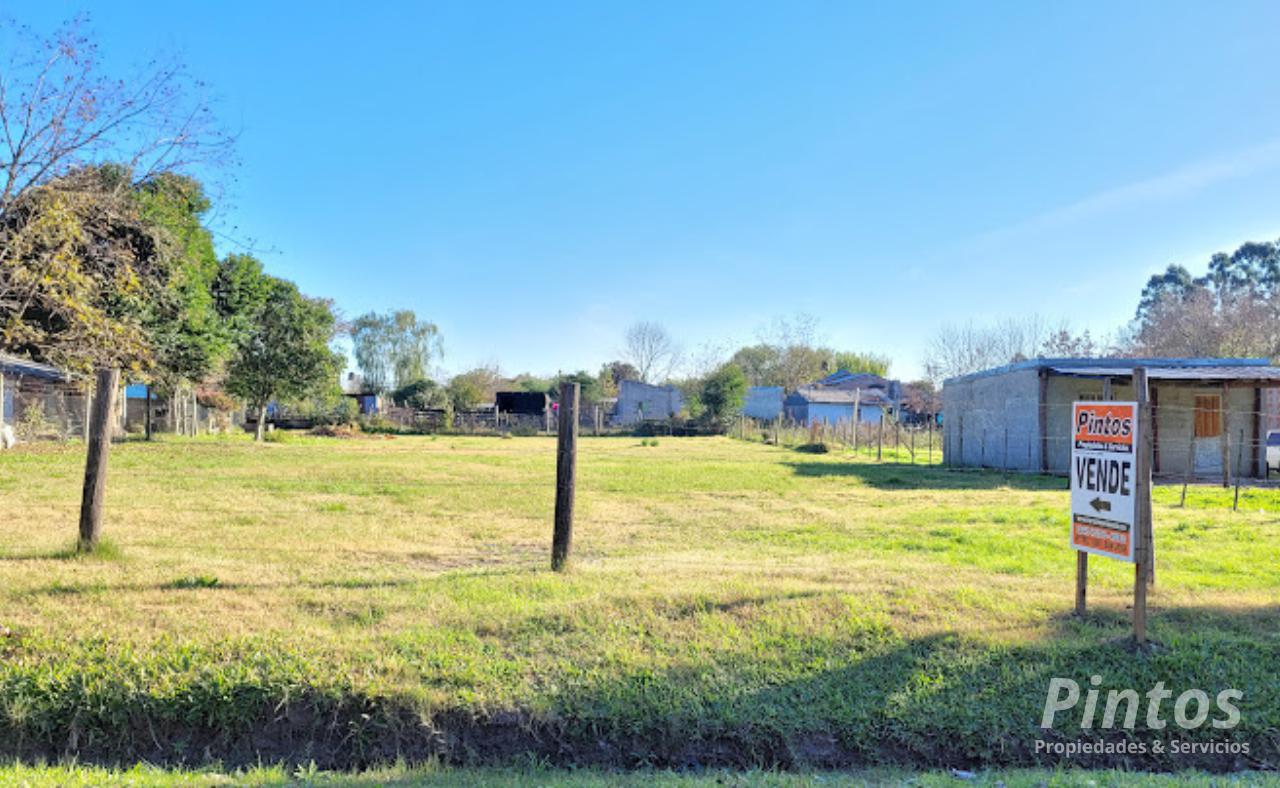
top-left (345, 310), bottom-right (896, 429)
top-left (922, 239), bottom-right (1280, 383)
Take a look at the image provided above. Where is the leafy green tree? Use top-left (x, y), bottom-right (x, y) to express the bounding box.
top-left (351, 310), bottom-right (442, 393)
top-left (0, 167), bottom-right (169, 375)
top-left (134, 174), bottom-right (228, 391)
top-left (1132, 239), bottom-right (1280, 358)
top-left (548, 370), bottom-right (602, 403)
top-left (394, 378), bottom-right (449, 410)
top-left (446, 366), bottom-right (500, 411)
top-left (225, 278), bottom-right (343, 441)
top-left (213, 254), bottom-right (274, 343)
top-left (832, 351), bottom-right (890, 377)
top-left (699, 363), bottom-right (747, 424)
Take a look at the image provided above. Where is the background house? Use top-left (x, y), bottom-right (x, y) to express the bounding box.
top-left (782, 369), bottom-right (902, 426)
top-left (495, 391), bottom-right (549, 416)
top-left (341, 372), bottom-right (383, 416)
top-left (0, 352), bottom-right (87, 440)
top-left (941, 357), bottom-right (1280, 478)
top-left (612, 380), bottom-right (683, 425)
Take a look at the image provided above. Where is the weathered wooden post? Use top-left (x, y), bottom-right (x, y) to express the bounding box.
top-left (1133, 368), bottom-right (1153, 644)
top-left (79, 367), bottom-right (119, 551)
top-left (551, 382), bottom-right (579, 572)
top-left (877, 415), bottom-right (884, 462)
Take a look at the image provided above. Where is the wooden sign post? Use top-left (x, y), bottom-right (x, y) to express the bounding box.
top-left (1133, 368), bottom-right (1153, 644)
top-left (551, 382), bottom-right (579, 572)
top-left (1069, 369), bottom-right (1153, 645)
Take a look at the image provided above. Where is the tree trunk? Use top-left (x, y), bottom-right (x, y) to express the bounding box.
top-left (79, 367), bottom-right (120, 551)
top-left (255, 406), bottom-right (267, 442)
top-left (144, 385), bottom-right (153, 441)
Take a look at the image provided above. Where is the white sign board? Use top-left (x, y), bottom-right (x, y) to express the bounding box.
top-left (1070, 401), bottom-right (1137, 562)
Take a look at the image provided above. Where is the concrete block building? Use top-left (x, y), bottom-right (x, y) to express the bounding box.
top-left (742, 386), bottom-right (783, 420)
top-left (941, 357), bottom-right (1280, 479)
top-left (612, 380), bottom-right (684, 425)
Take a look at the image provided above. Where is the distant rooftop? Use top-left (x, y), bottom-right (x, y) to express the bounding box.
top-left (0, 352), bottom-right (66, 382)
top-left (945, 357), bottom-right (1278, 386)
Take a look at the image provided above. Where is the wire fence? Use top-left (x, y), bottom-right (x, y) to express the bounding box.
top-left (734, 414), bottom-right (944, 464)
top-left (941, 397), bottom-right (1276, 481)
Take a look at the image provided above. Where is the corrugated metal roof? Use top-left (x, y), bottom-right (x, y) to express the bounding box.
top-left (789, 386), bottom-right (893, 405)
top-left (1049, 364), bottom-right (1280, 381)
top-left (944, 357), bottom-right (1274, 385)
top-left (0, 352), bottom-right (66, 381)
top-left (818, 370), bottom-right (888, 387)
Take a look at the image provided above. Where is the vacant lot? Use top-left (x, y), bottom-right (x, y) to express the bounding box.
top-left (0, 435), bottom-right (1276, 772)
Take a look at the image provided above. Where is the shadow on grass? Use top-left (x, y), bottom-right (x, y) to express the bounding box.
top-left (0, 593), bottom-right (1275, 771)
top-left (16, 575), bottom-right (436, 597)
top-left (546, 603), bottom-right (1279, 771)
top-left (0, 539), bottom-right (124, 562)
top-left (785, 461), bottom-right (1067, 492)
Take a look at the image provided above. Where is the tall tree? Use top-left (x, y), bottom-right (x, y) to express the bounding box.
top-left (0, 166), bottom-right (166, 374)
top-left (225, 277), bottom-right (343, 441)
top-left (1131, 240), bottom-right (1280, 358)
top-left (699, 362), bottom-right (747, 425)
top-left (623, 320), bottom-right (680, 383)
top-left (447, 366), bottom-right (501, 411)
top-left (0, 17), bottom-right (230, 222)
top-left (350, 309), bottom-right (442, 392)
top-left (134, 173), bottom-right (229, 394)
top-left (832, 351), bottom-right (891, 378)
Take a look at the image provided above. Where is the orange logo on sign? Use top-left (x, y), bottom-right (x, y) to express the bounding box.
top-left (1074, 403), bottom-right (1135, 448)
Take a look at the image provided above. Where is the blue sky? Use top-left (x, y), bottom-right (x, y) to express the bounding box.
top-left (14, 1), bottom-right (1280, 379)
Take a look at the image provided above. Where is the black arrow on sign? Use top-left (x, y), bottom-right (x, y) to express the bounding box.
top-left (1089, 497), bottom-right (1111, 513)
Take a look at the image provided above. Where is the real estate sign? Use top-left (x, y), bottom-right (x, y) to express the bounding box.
top-left (1070, 401), bottom-right (1138, 562)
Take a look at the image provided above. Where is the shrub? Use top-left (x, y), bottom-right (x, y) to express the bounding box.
top-left (795, 442), bottom-right (829, 454)
top-left (15, 402), bottom-right (55, 441)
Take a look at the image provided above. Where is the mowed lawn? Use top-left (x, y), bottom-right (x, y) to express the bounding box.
top-left (0, 434), bottom-right (1277, 772)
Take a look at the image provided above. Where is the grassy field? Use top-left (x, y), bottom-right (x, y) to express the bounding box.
top-left (0, 433), bottom-right (1276, 774)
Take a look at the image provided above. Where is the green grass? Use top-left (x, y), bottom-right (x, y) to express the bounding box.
top-left (2, 762), bottom-right (1278, 786)
top-left (0, 434), bottom-right (1276, 773)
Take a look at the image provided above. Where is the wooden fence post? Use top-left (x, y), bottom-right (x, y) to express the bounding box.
top-left (551, 382), bottom-right (579, 572)
top-left (877, 415), bottom-right (883, 462)
top-left (79, 367), bottom-right (119, 551)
